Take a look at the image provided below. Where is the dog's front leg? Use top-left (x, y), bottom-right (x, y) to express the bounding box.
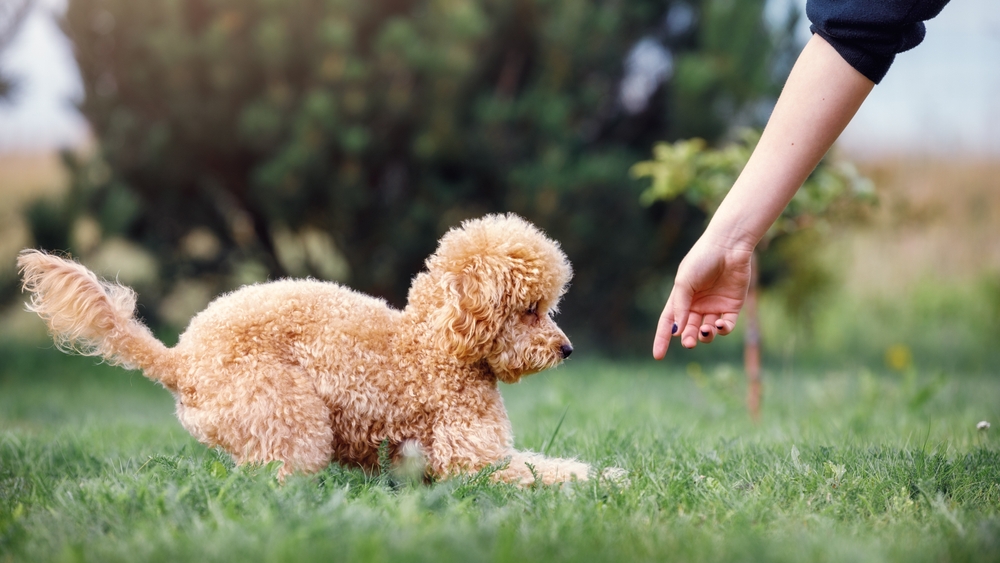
top-left (427, 422), bottom-right (593, 486)
top-left (496, 451), bottom-right (592, 486)
top-left (427, 419), bottom-right (511, 479)
top-left (427, 388), bottom-right (605, 486)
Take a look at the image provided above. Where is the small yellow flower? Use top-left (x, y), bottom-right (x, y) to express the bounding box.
top-left (884, 344), bottom-right (913, 372)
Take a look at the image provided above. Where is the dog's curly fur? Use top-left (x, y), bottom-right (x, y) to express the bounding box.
top-left (18, 214), bottom-right (602, 484)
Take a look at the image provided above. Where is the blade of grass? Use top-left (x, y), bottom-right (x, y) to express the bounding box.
top-left (541, 406), bottom-right (569, 456)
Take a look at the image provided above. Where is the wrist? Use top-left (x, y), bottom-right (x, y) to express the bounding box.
top-left (700, 216), bottom-right (760, 255)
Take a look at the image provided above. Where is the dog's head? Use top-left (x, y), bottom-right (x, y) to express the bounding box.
top-left (407, 214), bottom-right (573, 383)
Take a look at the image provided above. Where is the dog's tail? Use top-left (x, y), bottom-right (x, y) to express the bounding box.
top-left (17, 249), bottom-right (179, 390)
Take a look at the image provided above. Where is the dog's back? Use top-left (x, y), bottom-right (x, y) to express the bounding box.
top-left (178, 278), bottom-right (401, 369)
top-left (174, 278), bottom-right (411, 411)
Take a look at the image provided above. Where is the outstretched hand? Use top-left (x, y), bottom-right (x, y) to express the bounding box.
top-left (652, 236), bottom-right (753, 359)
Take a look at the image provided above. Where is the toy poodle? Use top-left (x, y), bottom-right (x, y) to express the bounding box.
top-left (18, 213), bottom-right (612, 485)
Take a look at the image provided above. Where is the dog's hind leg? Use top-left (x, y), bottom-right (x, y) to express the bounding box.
top-left (176, 362), bottom-right (334, 479)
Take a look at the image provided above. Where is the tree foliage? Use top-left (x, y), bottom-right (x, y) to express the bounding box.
top-left (26, 0), bottom-right (798, 351)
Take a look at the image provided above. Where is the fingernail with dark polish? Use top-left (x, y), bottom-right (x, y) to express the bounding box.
top-left (672, 323), bottom-right (678, 334)
top-left (701, 330), bottom-right (709, 337)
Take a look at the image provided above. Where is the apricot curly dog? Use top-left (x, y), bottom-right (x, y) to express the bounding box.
top-left (18, 214), bottom-right (610, 484)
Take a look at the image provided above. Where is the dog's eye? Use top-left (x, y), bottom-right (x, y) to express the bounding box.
top-left (521, 303), bottom-right (540, 325)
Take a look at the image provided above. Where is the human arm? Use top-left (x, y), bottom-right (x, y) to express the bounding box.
top-left (652, 33), bottom-right (874, 359)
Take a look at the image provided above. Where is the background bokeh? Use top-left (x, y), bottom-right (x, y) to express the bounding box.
top-left (1, 0), bottom-right (998, 369)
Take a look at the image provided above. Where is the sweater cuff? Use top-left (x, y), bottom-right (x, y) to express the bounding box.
top-left (810, 26), bottom-right (895, 84)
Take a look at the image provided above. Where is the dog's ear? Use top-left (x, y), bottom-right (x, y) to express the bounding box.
top-left (431, 261), bottom-right (504, 363)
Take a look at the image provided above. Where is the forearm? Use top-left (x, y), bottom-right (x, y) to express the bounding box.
top-left (704, 34), bottom-right (874, 251)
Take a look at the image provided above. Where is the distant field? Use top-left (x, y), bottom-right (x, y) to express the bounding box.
top-left (837, 157), bottom-right (1000, 295)
top-left (0, 152), bottom-right (69, 289)
top-left (0, 152), bottom-right (67, 210)
top-left (1, 350), bottom-right (998, 562)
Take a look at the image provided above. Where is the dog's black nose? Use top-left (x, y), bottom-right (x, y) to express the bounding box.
top-left (559, 343), bottom-right (573, 359)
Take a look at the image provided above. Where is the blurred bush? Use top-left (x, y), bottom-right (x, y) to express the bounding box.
top-left (20, 0), bottom-right (798, 352)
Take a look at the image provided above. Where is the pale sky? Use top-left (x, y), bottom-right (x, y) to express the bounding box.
top-left (834, 0), bottom-right (1000, 158)
top-left (0, 0), bottom-right (997, 157)
top-left (0, 0), bottom-right (85, 151)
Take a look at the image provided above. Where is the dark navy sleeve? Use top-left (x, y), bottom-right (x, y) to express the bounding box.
top-left (807, 0), bottom-right (951, 84)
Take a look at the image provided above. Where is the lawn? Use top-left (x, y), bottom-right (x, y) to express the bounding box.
top-left (1, 347), bottom-right (998, 563)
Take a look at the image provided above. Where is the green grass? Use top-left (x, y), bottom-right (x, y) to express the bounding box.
top-left (1, 347), bottom-right (999, 563)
